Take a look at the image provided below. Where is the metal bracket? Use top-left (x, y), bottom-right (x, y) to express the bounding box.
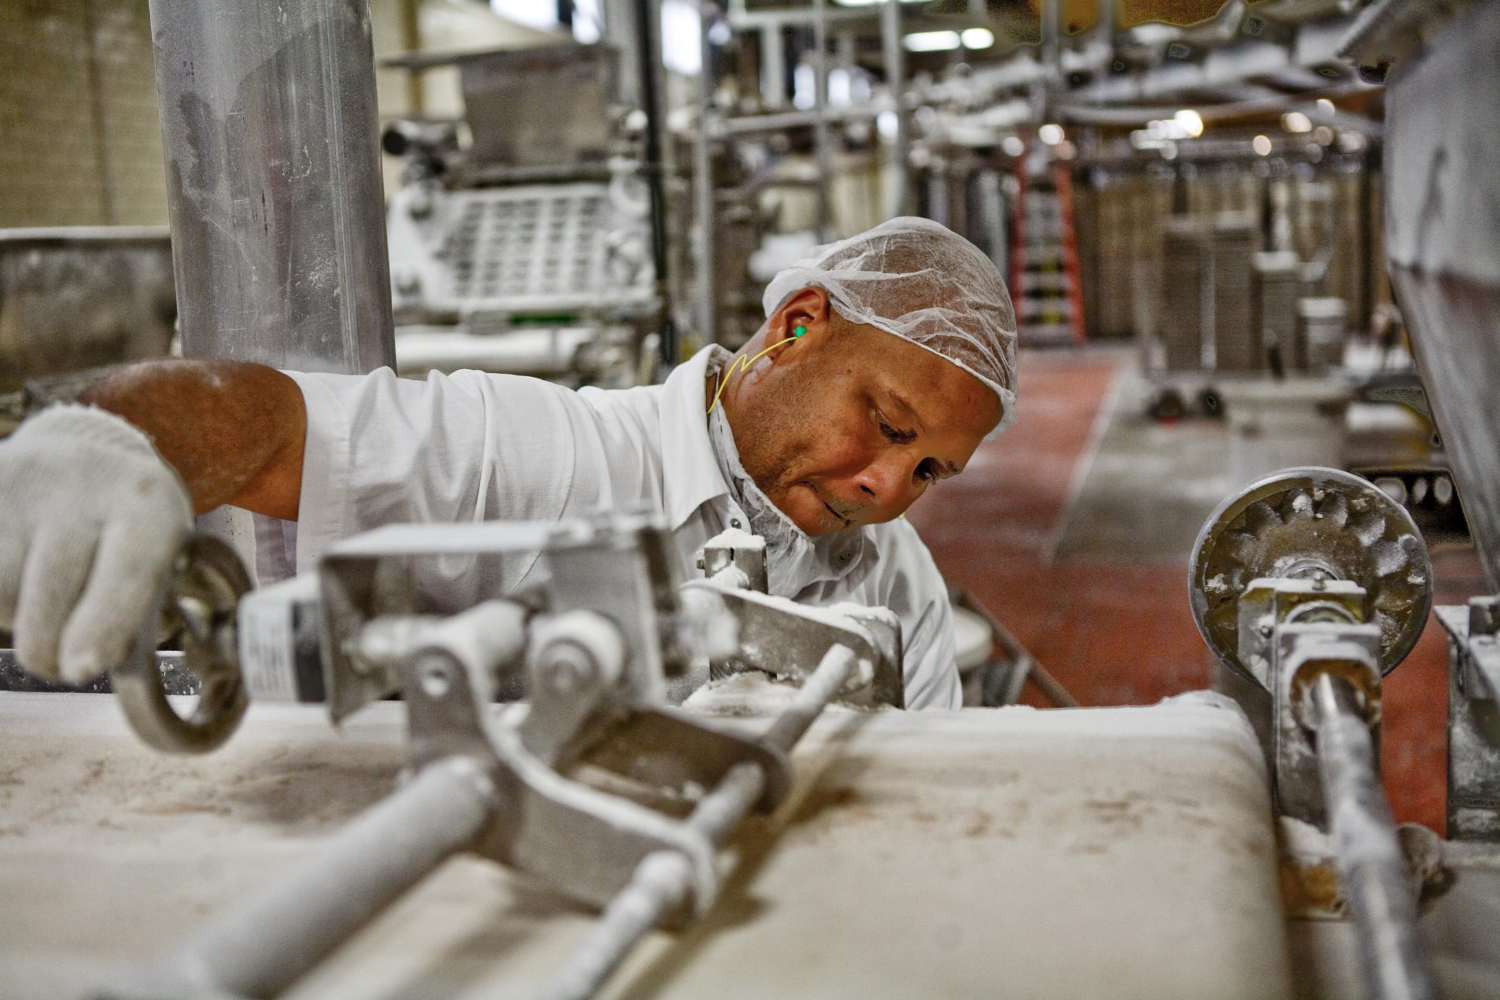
top-left (1437, 598), bottom-right (1500, 842)
top-left (318, 514), bottom-right (682, 722)
top-left (683, 580), bottom-right (905, 707)
top-left (697, 529), bottom-right (768, 593)
top-left (1272, 621), bottom-right (1382, 825)
top-left (1237, 577), bottom-right (1367, 688)
top-left (394, 598), bottom-right (786, 915)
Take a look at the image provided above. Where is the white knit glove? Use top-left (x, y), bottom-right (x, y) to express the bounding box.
top-left (0, 405), bottom-right (191, 683)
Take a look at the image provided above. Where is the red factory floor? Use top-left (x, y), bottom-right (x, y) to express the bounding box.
top-left (909, 347), bottom-right (1482, 834)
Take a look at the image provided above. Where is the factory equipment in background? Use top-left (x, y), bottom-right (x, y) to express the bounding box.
top-left (0, 227), bottom-right (176, 429)
top-left (381, 44), bottom-right (659, 387)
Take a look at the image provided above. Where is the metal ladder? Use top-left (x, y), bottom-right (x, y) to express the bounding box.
top-left (1010, 149), bottom-right (1087, 347)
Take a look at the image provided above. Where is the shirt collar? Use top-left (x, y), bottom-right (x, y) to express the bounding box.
top-left (657, 345), bottom-right (732, 530)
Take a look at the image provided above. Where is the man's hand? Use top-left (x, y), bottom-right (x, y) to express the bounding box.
top-left (0, 405), bottom-right (191, 683)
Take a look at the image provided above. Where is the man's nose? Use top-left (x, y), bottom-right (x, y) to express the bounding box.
top-left (854, 453), bottom-right (920, 513)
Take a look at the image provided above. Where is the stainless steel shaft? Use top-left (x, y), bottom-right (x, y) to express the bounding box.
top-left (127, 756), bottom-right (497, 1000)
top-left (1311, 674), bottom-right (1439, 1000)
top-left (539, 644), bottom-right (859, 1000)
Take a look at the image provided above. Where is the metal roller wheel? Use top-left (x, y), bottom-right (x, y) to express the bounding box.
top-left (112, 534), bottom-right (251, 753)
top-left (1188, 467), bottom-right (1433, 684)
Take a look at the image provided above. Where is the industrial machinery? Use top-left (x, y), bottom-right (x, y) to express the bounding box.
top-left (381, 44), bottom-right (659, 386)
top-left (0, 227), bottom-right (175, 406)
top-left (1189, 466), bottom-right (1437, 1000)
top-left (80, 515), bottom-right (901, 999)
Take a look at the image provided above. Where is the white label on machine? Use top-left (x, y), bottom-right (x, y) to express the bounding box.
top-left (237, 575), bottom-right (317, 702)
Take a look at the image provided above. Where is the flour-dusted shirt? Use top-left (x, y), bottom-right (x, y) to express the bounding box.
top-left (283, 346), bottom-right (962, 709)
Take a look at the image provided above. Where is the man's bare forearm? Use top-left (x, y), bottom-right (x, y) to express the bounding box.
top-left (78, 360), bottom-right (307, 520)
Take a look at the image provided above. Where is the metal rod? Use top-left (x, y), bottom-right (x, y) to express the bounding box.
top-left (540, 644), bottom-right (858, 1000)
top-left (631, 0), bottom-right (676, 367)
top-left (880, 0), bottom-right (909, 218)
top-left (954, 590), bottom-right (1079, 708)
top-left (135, 756), bottom-right (497, 999)
top-left (760, 24), bottom-right (786, 108)
top-left (721, 102), bottom-right (886, 136)
top-left (812, 0), bottom-right (832, 240)
top-left (1311, 673), bottom-right (1439, 1000)
top-left (695, 3), bottom-right (719, 344)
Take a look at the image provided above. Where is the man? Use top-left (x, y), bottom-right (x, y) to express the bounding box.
top-left (0, 217), bottom-right (1016, 708)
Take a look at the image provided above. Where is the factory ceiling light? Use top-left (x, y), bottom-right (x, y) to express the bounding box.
top-left (1282, 111), bottom-right (1312, 133)
top-left (1253, 134), bottom-right (1273, 155)
top-left (961, 28), bottom-right (995, 50)
top-left (1174, 109), bottom-right (1204, 137)
top-left (904, 30), bottom-right (961, 52)
top-left (1038, 123), bottom-right (1065, 145)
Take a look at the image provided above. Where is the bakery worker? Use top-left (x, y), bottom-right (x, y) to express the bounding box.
top-left (0, 218), bottom-right (1017, 709)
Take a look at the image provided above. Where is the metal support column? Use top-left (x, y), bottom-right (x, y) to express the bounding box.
top-left (148, 0), bottom-right (395, 373)
top-left (881, 0), bottom-right (910, 218)
top-left (812, 0), bottom-right (832, 240)
top-left (631, 0), bottom-right (677, 367)
top-left (761, 25), bottom-right (786, 108)
top-left (696, 3), bottom-right (719, 344)
top-left (147, 0), bottom-right (396, 582)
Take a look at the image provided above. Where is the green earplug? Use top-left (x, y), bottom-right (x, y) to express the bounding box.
top-left (794, 325), bottom-right (807, 337)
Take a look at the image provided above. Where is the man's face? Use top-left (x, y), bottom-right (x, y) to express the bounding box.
top-left (720, 289), bottom-right (1003, 537)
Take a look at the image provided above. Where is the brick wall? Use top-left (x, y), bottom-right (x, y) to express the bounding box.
top-left (0, 0), bottom-right (168, 228)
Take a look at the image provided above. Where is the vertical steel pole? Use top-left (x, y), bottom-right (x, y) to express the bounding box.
top-left (147, 0), bottom-right (395, 373)
top-left (761, 25), bottom-right (786, 108)
top-left (812, 0), bottom-right (832, 240)
top-left (628, 0), bottom-right (677, 367)
top-left (881, 0), bottom-right (909, 218)
top-left (696, 4), bottom-right (719, 344)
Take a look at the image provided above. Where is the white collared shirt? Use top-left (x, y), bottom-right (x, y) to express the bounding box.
top-left (284, 346), bottom-right (961, 709)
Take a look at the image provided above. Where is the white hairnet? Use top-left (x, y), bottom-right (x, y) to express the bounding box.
top-left (762, 216), bottom-right (1018, 430)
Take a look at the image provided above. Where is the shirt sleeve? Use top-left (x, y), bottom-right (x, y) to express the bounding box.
top-left (282, 367), bottom-right (639, 582)
top-left (863, 520), bottom-right (962, 710)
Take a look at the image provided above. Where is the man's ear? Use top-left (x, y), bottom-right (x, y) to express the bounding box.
top-left (769, 286), bottom-right (832, 354)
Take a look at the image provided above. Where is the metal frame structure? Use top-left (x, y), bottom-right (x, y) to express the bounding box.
top-left (87, 517), bottom-right (903, 998)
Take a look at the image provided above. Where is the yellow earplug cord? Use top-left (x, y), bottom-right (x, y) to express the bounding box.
top-left (706, 326), bottom-right (805, 414)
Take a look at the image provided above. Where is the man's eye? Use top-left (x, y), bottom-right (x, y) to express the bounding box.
top-left (916, 460), bottom-right (939, 482)
top-left (879, 421), bottom-right (915, 444)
